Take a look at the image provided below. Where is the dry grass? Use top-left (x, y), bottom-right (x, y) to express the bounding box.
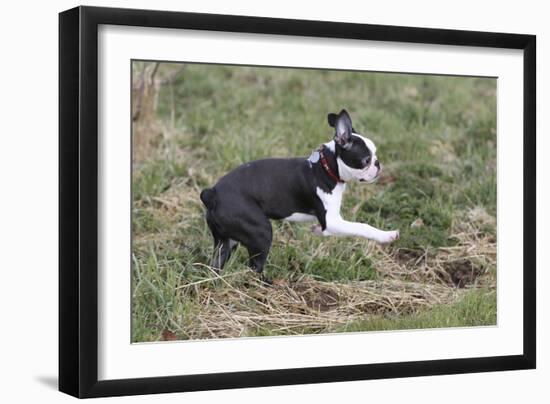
top-left (169, 268), bottom-right (464, 339)
top-left (160, 215), bottom-right (496, 340)
top-left (376, 217), bottom-right (496, 288)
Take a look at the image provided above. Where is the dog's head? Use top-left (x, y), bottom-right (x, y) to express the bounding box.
top-left (327, 109), bottom-right (381, 183)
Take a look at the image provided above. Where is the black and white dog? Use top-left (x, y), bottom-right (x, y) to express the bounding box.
top-left (200, 109), bottom-right (399, 276)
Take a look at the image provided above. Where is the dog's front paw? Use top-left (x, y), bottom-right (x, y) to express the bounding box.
top-left (311, 224), bottom-right (324, 235)
top-left (378, 230), bottom-right (400, 244)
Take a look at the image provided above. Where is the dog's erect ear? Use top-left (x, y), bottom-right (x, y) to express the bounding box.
top-left (327, 113), bottom-right (338, 128)
top-left (333, 109), bottom-right (353, 149)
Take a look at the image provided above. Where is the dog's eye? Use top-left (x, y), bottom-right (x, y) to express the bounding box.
top-left (362, 156), bottom-right (371, 167)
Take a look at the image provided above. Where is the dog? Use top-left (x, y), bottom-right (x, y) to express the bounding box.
top-left (200, 109), bottom-right (399, 278)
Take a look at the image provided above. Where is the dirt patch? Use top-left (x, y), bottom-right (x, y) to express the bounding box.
top-left (161, 329), bottom-right (178, 341)
top-left (441, 259), bottom-right (485, 288)
top-left (395, 248), bottom-right (426, 266)
top-left (293, 284), bottom-right (339, 312)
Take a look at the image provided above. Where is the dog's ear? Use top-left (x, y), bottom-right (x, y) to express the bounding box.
top-left (327, 113), bottom-right (338, 128)
top-left (333, 109), bottom-right (353, 149)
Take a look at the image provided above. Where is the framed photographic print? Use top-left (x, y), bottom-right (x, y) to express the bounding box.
top-left (59, 6), bottom-right (536, 398)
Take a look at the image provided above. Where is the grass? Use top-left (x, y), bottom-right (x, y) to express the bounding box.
top-left (131, 62), bottom-right (497, 342)
top-left (337, 289), bottom-right (497, 333)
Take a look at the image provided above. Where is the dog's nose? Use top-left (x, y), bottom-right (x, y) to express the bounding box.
top-left (374, 160), bottom-right (381, 170)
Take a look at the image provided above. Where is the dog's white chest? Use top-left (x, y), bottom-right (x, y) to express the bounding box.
top-left (316, 183), bottom-right (345, 218)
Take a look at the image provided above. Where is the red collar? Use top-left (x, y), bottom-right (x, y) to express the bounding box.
top-left (319, 146), bottom-right (345, 183)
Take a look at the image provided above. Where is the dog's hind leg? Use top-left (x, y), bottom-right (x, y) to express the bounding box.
top-left (210, 239), bottom-right (238, 272)
top-left (220, 209), bottom-right (272, 278)
top-left (209, 197), bottom-right (272, 279)
top-left (241, 220), bottom-right (272, 281)
top-left (205, 209), bottom-right (234, 272)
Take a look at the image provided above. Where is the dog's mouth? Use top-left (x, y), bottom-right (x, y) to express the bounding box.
top-left (358, 165), bottom-right (381, 183)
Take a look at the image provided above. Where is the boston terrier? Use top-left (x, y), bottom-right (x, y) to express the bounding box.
top-left (200, 109), bottom-right (399, 277)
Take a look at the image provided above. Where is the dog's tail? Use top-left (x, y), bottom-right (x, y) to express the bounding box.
top-left (200, 187), bottom-right (217, 210)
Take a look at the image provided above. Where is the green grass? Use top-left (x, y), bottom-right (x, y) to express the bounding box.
top-left (132, 62), bottom-right (497, 342)
top-left (335, 289), bottom-right (497, 333)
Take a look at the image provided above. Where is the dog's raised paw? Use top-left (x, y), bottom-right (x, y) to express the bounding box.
top-left (378, 230), bottom-right (399, 244)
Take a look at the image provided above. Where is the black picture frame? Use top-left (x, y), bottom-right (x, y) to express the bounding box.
top-left (59, 5), bottom-right (536, 398)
